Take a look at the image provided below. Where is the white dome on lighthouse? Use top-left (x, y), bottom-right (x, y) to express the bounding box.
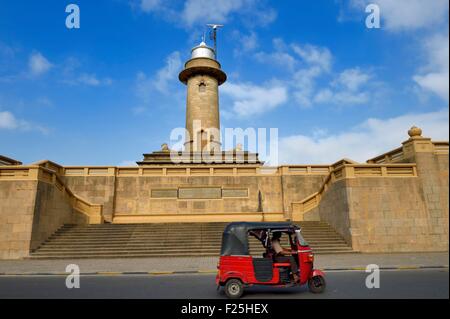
top-left (191, 41), bottom-right (216, 60)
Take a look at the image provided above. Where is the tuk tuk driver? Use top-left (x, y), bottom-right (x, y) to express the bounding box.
top-left (271, 232), bottom-right (299, 282)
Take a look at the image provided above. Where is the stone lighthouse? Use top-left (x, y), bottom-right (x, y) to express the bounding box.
top-left (179, 41), bottom-right (227, 152)
top-left (138, 38), bottom-right (260, 165)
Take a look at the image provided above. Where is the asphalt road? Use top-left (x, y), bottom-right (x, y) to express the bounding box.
top-left (0, 269), bottom-right (447, 299)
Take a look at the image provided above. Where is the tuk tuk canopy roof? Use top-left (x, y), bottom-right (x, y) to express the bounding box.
top-left (220, 222), bottom-right (299, 256)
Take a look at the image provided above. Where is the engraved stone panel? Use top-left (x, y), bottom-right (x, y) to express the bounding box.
top-left (178, 187), bottom-right (221, 199)
top-left (151, 189), bottom-right (178, 198)
top-left (222, 188), bottom-right (249, 198)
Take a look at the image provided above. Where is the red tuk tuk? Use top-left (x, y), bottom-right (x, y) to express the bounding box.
top-left (216, 222), bottom-right (326, 298)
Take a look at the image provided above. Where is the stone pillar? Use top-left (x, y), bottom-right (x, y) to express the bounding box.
top-left (179, 42), bottom-right (227, 153)
top-left (402, 126), bottom-right (449, 251)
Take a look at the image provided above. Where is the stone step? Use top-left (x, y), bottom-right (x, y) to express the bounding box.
top-left (60, 222), bottom-right (327, 228)
top-left (41, 238), bottom-right (347, 247)
top-left (30, 251), bottom-right (356, 259)
top-left (52, 229), bottom-right (339, 235)
top-left (58, 225), bottom-right (331, 232)
top-left (30, 221), bottom-right (353, 259)
top-left (43, 238), bottom-right (344, 246)
top-left (61, 223), bottom-right (329, 230)
top-left (47, 236), bottom-right (341, 243)
top-left (55, 230), bottom-right (338, 236)
top-left (30, 248), bottom-right (356, 259)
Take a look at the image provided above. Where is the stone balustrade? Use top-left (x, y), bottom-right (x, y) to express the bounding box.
top-left (58, 164), bottom-right (334, 177)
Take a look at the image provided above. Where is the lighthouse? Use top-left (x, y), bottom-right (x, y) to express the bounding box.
top-left (179, 41), bottom-right (227, 153)
top-left (138, 29), bottom-right (261, 165)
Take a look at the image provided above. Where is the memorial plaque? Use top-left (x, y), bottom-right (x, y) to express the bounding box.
top-left (178, 187), bottom-right (221, 199)
top-left (222, 188), bottom-right (248, 198)
top-left (151, 189), bottom-right (178, 198)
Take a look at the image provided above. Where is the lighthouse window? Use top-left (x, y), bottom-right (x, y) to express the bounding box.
top-left (199, 82), bottom-right (206, 92)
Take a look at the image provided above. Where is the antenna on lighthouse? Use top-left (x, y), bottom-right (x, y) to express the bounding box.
top-left (206, 24), bottom-right (224, 59)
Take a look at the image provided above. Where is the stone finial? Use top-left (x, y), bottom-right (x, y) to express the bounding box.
top-left (408, 126), bottom-right (423, 139)
top-left (161, 143), bottom-right (170, 152)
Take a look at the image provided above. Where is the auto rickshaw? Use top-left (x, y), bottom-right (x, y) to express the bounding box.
top-left (216, 222), bottom-right (326, 298)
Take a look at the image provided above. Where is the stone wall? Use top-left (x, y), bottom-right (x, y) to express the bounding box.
top-left (413, 151), bottom-right (449, 251)
top-left (60, 166), bottom-right (330, 222)
top-left (281, 175), bottom-right (326, 218)
top-left (347, 176), bottom-right (446, 252)
top-left (30, 181), bottom-right (89, 251)
top-left (319, 174), bottom-right (448, 253)
top-left (64, 176), bottom-right (116, 222)
top-left (0, 168), bottom-right (92, 260)
top-left (0, 180), bottom-right (37, 259)
top-left (113, 174), bottom-right (284, 216)
top-left (318, 179), bottom-right (352, 244)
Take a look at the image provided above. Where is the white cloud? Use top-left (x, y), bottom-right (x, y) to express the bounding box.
top-left (182, 0), bottom-right (246, 26)
top-left (254, 51), bottom-right (297, 72)
top-left (413, 33), bottom-right (449, 101)
top-left (414, 73), bottom-right (449, 101)
top-left (292, 66), bottom-right (323, 108)
top-left (254, 38), bottom-right (297, 71)
top-left (153, 51), bottom-right (182, 93)
top-left (77, 73), bottom-right (113, 86)
top-left (136, 51), bottom-right (182, 99)
top-left (0, 111), bottom-right (18, 129)
top-left (140, 0), bottom-right (162, 12)
top-left (254, 40), bottom-right (334, 108)
top-left (292, 44), bottom-right (332, 71)
top-left (334, 68), bottom-right (370, 91)
top-left (291, 44), bottom-right (332, 107)
top-left (233, 31), bottom-right (259, 56)
top-left (0, 110), bottom-right (48, 133)
top-left (241, 32), bottom-right (258, 53)
top-left (59, 57), bottom-right (113, 87)
top-left (279, 108), bottom-right (449, 164)
top-left (222, 82), bottom-right (287, 117)
top-left (344, 2), bottom-right (449, 102)
top-left (28, 52), bottom-right (52, 76)
top-left (314, 89), bottom-right (369, 105)
top-left (253, 40), bottom-right (375, 108)
top-left (313, 68), bottom-right (372, 106)
top-left (349, 0), bottom-right (449, 31)
top-left (136, 0), bottom-right (276, 27)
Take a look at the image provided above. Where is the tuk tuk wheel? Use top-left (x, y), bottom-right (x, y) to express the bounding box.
top-left (225, 279), bottom-right (244, 299)
top-left (308, 275), bottom-right (326, 294)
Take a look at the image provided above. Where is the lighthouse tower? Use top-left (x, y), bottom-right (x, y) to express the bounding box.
top-left (137, 36), bottom-right (261, 165)
top-left (179, 41), bottom-right (226, 152)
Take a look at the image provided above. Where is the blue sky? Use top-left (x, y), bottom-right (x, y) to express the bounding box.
top-left (0, 0), bottom-right (448, 165)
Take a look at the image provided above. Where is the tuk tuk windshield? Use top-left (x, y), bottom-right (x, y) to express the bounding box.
top-left (295, 229), bottom-right (309, 246)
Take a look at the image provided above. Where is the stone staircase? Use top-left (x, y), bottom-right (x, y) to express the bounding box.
top-left (29, 221), bottom-right (353, 259)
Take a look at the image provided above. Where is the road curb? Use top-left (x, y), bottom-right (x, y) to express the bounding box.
top-left (0, 265), bottom-right (448, 276)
